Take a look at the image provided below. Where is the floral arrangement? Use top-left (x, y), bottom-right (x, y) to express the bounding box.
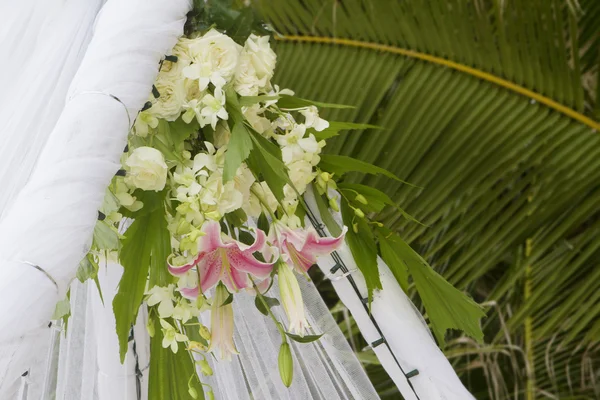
top-left (101, 28), bottom-right (361, 396)
top-left (67, 8), bottom-right (485, 399)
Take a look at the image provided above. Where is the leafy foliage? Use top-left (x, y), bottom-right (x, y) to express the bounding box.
top-left (257, 0), bottom-right (600, 398)
top-left (113, 191), bottom-right (171, 361)
top-left (148, 318), bottom-right (205, 400)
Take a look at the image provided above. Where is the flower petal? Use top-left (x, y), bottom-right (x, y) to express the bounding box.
top-left (198, 250), bottom-right (223, 292)
top-left (227, 248), bottom-right (274, 279)
top-left (300, 226), bottom-right (347, 257)
top-left (222, 268), bottom-right (250, 292)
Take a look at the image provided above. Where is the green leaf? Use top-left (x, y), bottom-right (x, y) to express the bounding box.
top-left (93, 220), bottom-right (120, 251)
top-left (221, 292), bottom-right (234, 306)
top-left (377, 233), bottom-right (410, 293)
top-left (284, 332), bottom-right (324, 343)
top-left (148, 316), bottom-right (204, 400)
top-left (169, 117), bottom-right (199, 151)
top-left (381, 231), bottom-right (485, 347)
top-left (255, 295), bottom-right (280, 316)
top-left (310, 184), bottom-right (342, 237)
top-left (246, 129), bottom-right (290, 201)
top-left (52, 297), bottom-right (71, 321)
top-left (319, 155), bottom-right (412, 184)
top-left (312, 121), bottom-right (381, 141)
top-left (76, 254), bottom-right (99, 283)
top-left (338, 183), bottom-right (395, 213)
top-left (276, 94), bottom-right (354, 109)
top-left (223, 122), bottom-right (253, 182)
top-left (239, 95), bottom-right (280, 107)
top-left (113, 191), bottom-right (169, 362)
top-left (340, 198), bottom-right (382, 301)
top-left (257, 213), bottom-right (270, 233)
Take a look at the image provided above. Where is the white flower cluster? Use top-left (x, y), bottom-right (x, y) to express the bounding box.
top-left (169, 141), bottom-right (277, 256)
top-left (120, 28), bottom-right (331, 267)
top-left (133, 29), bottom-right (277, 135)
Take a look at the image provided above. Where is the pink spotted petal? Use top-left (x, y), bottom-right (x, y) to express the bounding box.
top-left (199, 221), bottom-right (229, 253)
top-left (167, 253), bottom-right (202, 276)
top-left (236, 228), bottom-right (267, 253)
top-left (227, 248), bottom-right (274, 279)
top-left (300, 226), bottom-right (347, 256)
top-left (222, 268), bottom-right (251, 293)
top-left (198, 251), bottom-right (223, 292)
top-left (180, 286), bottom-right (200, 299)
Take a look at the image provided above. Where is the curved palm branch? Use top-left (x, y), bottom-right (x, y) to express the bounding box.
top-left (255, 0), bottom-right (600, 398)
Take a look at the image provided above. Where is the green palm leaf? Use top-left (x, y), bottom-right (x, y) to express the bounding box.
top-left (255, 0), bottom-right (600, 398)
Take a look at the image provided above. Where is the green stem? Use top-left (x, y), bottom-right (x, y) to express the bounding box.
top-left (250, 276), bottom-right (287, 342)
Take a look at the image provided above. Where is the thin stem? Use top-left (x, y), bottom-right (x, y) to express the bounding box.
top-left (250, 276), bottom-right (287, 342)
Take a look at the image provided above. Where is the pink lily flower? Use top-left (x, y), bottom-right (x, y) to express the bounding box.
top-left (168, 221), bottom-right (276, 296)
top-left (272, 223), bottom-right (348, 274)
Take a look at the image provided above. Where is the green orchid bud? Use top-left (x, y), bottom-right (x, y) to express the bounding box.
top-left (319, 171), bottom-right (330, 182)
top-left (354, 208), bottom-right (365, 218)
top-left (188, 387), bottom-right (198, 399)
top-left (352, 222), bottom-right (359, 233)
top-left (278, 342), bottom-right (294, 387)
top-left (204, 210), bottom-right (221, 220)
top-left (328, 197), bottom-right (340, 212)
top-left (146, 317), bottom-right (155, 338)
top-left (207, 391), bottom-right (215, 400)
top-left (199, 325), bottom-right (211, 341)
top-left (198, 359), bottom-right (213, 376)
top-left (355, 194), bottom-right (368, 205)
top-left (196, 295), bottom-right (205, 310)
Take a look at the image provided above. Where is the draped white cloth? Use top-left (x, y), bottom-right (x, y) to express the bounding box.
top-left (202, 277), bottom-right (379, 400)
top-left (0, 0), bottom-right (191, 397)
top-left (27, 263), bottom-right (379, 400)
top-left (305, 186), bottom-right (476, 400)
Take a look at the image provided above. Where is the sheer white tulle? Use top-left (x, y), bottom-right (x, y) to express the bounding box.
top-left (202, 277), bottom-right (379, 400)
top-left (0, 0), bottom-right (190, 397)
top-left (305, 186), bottom-right (475, 400)
top-left (25, 262), bottom-right (379, 400)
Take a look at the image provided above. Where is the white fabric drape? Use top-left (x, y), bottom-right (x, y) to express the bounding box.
top-left (305, 186), bottom-right (476, 400)
top-left (0, 0), bottom-right (190, 397)
top-left (40, 262), bottom-right (379, 400)
top-left (202, 277), bottom-right (380, 400)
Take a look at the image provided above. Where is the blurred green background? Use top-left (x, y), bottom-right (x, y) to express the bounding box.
top-left (253, 1), bottom-right (600, 399)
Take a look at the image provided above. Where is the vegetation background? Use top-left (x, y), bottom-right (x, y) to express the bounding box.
top-left (252, 1), bottom-right (600, 399)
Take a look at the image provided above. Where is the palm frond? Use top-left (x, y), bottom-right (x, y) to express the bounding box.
top-left (256, 0), bottom-right (600, 398)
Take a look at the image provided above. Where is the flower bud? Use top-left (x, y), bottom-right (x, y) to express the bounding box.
top-left (146, 318), bottom-right (155, 337)
top-left (328, 197), bottom-right (340, 212)
top-left (188, 341), bottom-right (207, 352)
top-left (278, 342), bottom-right (294, 387)
top-left (188, 387), bottom-right (198, 399)
top-left (198, 359), bottom-right (213, 376)
top-left (205, 210), bottom-right (221, 221)
top-left (355, 194), bottom-right (368, 205)
top-left (352, 223), bottom-right (359, 233)
top-left (182, 150), bottom-right (192, 160)
top-left (196, 295), bottom-right (205, 309)
top-left (319, 172), bottom-right (330, 182)
top-left (354, 208), bottom-right (365, 218)
top-left (199, 325), bottom-right (211, 341)
top-left (207, 391), bottom-right (215, 400)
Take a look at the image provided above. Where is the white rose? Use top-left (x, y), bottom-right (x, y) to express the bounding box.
top-left (244, 34), bottom-right (276, 82)
top-left (125, 147), bottom-right (168, 191)
top-left (243, 181), bottom-right (278, 217)
top-left (149, 78), bottom-right (186, 121)
top-left (286, 159), bottom-right (316, 195)
top-left (186, 29), bottom-right (242, 86)
top-left (234, 53), bottom-right (262, 96)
